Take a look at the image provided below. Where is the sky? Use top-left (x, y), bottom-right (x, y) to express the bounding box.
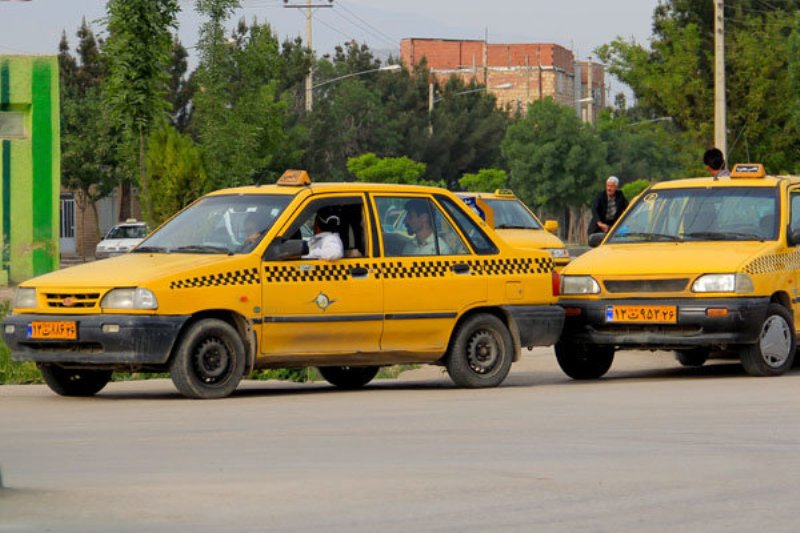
top-left (0, 0), bottom-right (661, 94)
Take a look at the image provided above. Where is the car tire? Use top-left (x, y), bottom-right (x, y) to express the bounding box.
top-left (675, 348), bottom-right (709, 367)
top-left (169, 319), bottom-right (246, 399)
top-left (38, 364), bottom-right (112, 397)
top-left (445, 313), bottom-right (514, 388)
top-left (318, 366), bottom-right (379, 389)
top-left (554, 340), bottom-right (614, 380)
top-left (740, 303), bottom-right (795, 377)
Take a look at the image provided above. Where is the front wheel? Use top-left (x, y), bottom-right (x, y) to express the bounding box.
top-left (554, 340), bottom-right (614, 380)
top-left (169, 319), bottom-right (246, 399)
top-left (38, 364), bottom-right (112, 397)
top-left (446, 314), bottom-right (514, 388)
top-left (318, 366), bottom-right (379, 389)
top-left (740, 303), bottom-right (795, 376)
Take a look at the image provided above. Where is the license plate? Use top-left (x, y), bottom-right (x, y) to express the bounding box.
top-left (605, 305), bottom-right (677, 324)
top-left (27, 321), bottom-right (78, 340)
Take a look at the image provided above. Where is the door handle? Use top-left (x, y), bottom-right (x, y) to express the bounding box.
top-left (452, 263), bottom-right (470, 274)
top-left (350, 267), bottom-right (369, 278)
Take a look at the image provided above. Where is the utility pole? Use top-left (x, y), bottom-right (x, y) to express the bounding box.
top-left (283, 0), bottom-right (333, 112)
top-left (714, 0), bottom-right (727, 157)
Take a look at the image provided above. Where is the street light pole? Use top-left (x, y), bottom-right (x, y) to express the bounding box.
top-left (714, 0), bottom-right (727, 157)
top-left (312, 64), bottom-right (400, 90)
top-left (283, 0), bottom-right (334, 112)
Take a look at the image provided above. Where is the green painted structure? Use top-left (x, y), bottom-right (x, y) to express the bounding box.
top-left (0, 56), bottom-right (60, 285)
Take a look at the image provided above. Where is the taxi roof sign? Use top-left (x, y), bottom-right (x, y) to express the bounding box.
top-left (730, 163), bottom-right (765, 179)
top-left (493, 189), bottom-right (516, 198)
top-left (277, 169), bottom-right (312, 186)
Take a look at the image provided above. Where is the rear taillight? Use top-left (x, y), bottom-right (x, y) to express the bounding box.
top-left (552, 270), bottom-right (560, 296)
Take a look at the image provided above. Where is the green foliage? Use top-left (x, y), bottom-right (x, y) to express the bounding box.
top-left (347, 153), bottom-right (440, 186)
top-left (459, 169), bottom-right (507, 192)
top-left (145, 122), bottom-right (209, 225)
top-left (502, 98), bottom-right (608, 212)
top-left (621, 179), bottom-right (651, 200)
top-left (0, 300), bottom-right (42, 385)
top-left (597, 1), bottom-right (800, 173)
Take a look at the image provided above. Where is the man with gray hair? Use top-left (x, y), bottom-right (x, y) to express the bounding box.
top-left (588, 175), bottom-right (629, 237)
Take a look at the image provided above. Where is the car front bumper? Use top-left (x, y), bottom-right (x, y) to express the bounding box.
top-left (2, 313), bottom-right (190, 366)
top-left (558, 297), bottom-right (771, 349)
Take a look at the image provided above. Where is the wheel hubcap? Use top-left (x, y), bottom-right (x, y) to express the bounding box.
top-left (759, 315), bottom-right (792, 368)
top-left (193, 338), bottom-right (230, 383)
top-left (467, 330), bottom-right (500, 374)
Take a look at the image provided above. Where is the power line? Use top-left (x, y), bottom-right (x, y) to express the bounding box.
top-left (335, 0), bottom-right (397, 48)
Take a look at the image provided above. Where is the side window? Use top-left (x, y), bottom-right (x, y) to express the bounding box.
top-left (437, 195), bottom-right (498, 255)
top-left (280, 196), bottom-right (366, 260)
top-left (790, 191), bottom-right (800, 232)
top-left (374, 196), bottom-right (466, 257)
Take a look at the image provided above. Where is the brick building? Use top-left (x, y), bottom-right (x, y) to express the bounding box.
top-left (400, 38), bottom-right (605, 122)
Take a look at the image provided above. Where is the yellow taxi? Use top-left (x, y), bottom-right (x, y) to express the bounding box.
top-left (457, 190), bottom-right (570, 270)
top-left (2, 171), bottom-right (564, 399)
top-left (558, 164), bottom-right (799, 379)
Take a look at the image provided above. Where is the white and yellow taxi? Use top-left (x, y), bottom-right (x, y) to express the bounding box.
top-left (558, 164), bottom-right (800, 379)
top-left (457, 190), bottom-right (570, 270)
top-left (3, 171), bottom-right (564, 399)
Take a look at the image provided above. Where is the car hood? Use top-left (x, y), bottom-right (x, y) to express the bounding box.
top-left (495, 228), bottom-right (565, 249)
top-left (564, 241), bottom-right (776, 276)
top-left (96, 238), bottom-right (141, 250)
top-left (22, 253), bottom-right (239, 288)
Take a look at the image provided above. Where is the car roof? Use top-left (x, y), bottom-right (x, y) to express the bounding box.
top-left (206, 182), bottom-right (452, 198)
top-left (651, 175), bottom-right (800, 190)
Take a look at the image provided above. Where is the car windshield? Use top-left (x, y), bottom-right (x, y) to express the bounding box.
top-left (134, 194), bottom-right (292, 254)
top-left (607, 186), bottom-right (778, 243)
top-left (483, 199), bottom-right (542, 230)
top-left (106, 224), bottom-right (148, 239)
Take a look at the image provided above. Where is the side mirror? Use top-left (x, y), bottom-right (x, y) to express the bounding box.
top-left (588, 232), bottom-right (606, 248)
top-left (544, 220), bottom-right (559, 233)
top-left (264, 238), bottom-right (309, 261)
top-left (788, 227), bottom-right (800, 247)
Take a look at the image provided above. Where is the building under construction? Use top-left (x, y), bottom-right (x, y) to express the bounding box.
top-left (400, 38), bottom-right (605, 123)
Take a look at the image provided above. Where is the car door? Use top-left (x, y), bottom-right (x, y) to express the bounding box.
top-left (372, 194), bottom-right (488, 355)
top-left (259, 194), bottom-right (383, 356)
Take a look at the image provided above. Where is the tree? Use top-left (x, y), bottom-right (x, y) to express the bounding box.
top-left (459, 169), bottom-right (507, 192)
top-left (104, 0), bottom-right (180, 224)
top-left (167, 37), bottom-right (195, 133)
top-left (346, 153), bottom-right (439, 186)
top-left (59, 22), bottom-right (122, 257)
top-left (502, 98), bottom-right (608, 242)
top-left (596, 1), bottom-right (800, 173)
top-left (146, 123), bottom-right (208, 224)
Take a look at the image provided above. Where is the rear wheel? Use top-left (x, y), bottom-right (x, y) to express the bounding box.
top-left (740, 303), bottom-right (795, 376)
top-left (169, 319), bottom-right (246, 399)
top-left (318, 366), bottom-right (379, 389)
top-left (675, 348), bottom-right (709, 368)
top-left (446, 314), bottom-right (514, 388)
top-left (38, 364), bottom-right (111, 397)
top-left (554, 340), bottom-right (614, 380)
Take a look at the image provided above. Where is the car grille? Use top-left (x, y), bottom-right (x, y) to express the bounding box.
top-left (44, 292), bottom-right (102, 309)
top-left (603, 279), bottom-right (689, 293)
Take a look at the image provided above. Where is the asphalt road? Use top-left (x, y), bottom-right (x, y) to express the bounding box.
top-left (2, 348), bottom-right (800, 532)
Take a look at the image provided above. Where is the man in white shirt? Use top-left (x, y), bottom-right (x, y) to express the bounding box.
top-left (402, 199), bottom-right (451, 256)
top-left (303, 206), bottom-right (344, 261)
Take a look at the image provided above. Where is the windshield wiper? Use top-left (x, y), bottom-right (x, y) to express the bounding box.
top-left (173, 245), bottom-right (232, 254)
top-left (683, 231), bottom-right (763, 241)
top-left (612, 232), bottom-right (681, 242)
top-left (132, 246), bottom-right (167, 254)
top-left (496, 224), bottom-right (537, 230)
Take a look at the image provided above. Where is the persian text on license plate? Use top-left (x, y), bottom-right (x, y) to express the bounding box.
top-left (27, 321), bottom-right (77, 340)
top-left (605, 305), bottom-right (677, 324)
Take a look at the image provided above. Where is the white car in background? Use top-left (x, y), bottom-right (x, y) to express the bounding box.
top-left (95, 220), bottom-right (149, 259)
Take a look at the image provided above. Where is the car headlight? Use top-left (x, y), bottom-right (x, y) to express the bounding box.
top-left (691, 273), bottom-right (754, 293)
top-left (546, 248), bottom-right (570, 259)
top-left (101, 288), bottom-right (158, 310)
top-left (561, 275), bottom-right (600, 295)
top-left (14, 287), bottom-right (37, 308)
